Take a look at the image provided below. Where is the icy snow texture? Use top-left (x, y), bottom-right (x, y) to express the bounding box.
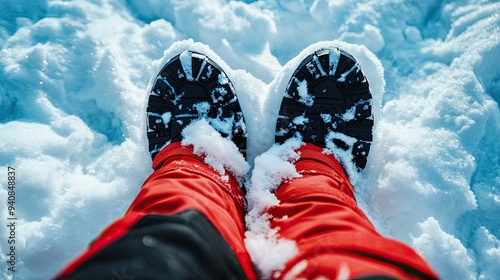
top-left (245, 139), bottom-right (302, 279)
top-left (182, 119), bottom-right (250, 183)
top-left (0, 0), bottom-right (499, 279)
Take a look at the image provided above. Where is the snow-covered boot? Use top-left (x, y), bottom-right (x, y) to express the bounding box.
top-left (275, 47), bottom-right (373, 170)
top-left (147, 51), bottom-right (247, 159)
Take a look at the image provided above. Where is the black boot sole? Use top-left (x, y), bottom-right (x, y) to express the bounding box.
top-left (275, 48), bottom-right (373, 170)
top-left (147, 51), bottom-right (247, 160)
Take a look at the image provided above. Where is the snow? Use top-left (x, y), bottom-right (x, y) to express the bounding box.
top-left (245, 138), bottom-right (302, 279)
top-left (182, 119), bottom-right (249, 183)
top-left (179, 50), bottom-right (193, 81)
top-left (325, 131), bottom-right (361, 184)
top-left (295, 78), bottom-right (314, 106)
top-left (0, 0), bottom-right (499, 279)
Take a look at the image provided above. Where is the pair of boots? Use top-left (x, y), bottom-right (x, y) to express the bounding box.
top-left (56, 44), bottom-right (439, 279)
top-left (147, 47), bottom-right (372, 171)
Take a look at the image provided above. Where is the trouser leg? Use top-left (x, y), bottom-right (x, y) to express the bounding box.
top-left (270, 143), bottom-right (439, 280)
top-left (55, 142), bottom-right (256, 280)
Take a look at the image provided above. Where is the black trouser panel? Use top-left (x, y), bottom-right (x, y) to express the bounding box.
top-left (62, 210), bottom-right (247, 280)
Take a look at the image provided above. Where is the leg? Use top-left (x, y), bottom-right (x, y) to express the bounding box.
top-left (56, 50), bottom-right (255, 279)
top-left (56, 144), bottom-right (254, 279)
top-left (271, 144), bottom-right (438, 279)
top-left (272, 46), bottom-right (439, 279)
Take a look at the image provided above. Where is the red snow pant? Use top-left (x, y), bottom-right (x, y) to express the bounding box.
top-left (56, 142), bottom-right (439, 280)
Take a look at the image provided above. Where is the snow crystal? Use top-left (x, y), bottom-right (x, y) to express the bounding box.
top-left (156, 75), bottom-right (175, 96)
top-left (337, 64), bottom-right (357, 82)
top-left (179, 50), bottom-right (193, 81)
top-left (292, 115), bottom-right (308, 125)
top-left (320, 113), bottom-right (332, 123)
top-left (324, 131), bottom-right (361, 184)
top-left (160, 112), bottom-right (171, 126)
top-left (194, 58), bottom-right (208, 81)
top-left (328, 48), bottom-right (341, 75)
top-left (295, 77), bottom-right (314, 107)
top-left (209, 114), bottom-right (236, 138)
top-left (218, 72), bottom-right (229, 85)
top-left (193, 101), bottom-right (210, 116)
top-left (336, 99), bottom-right (371, 122)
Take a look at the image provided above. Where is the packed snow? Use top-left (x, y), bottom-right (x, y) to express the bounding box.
top-left (245, 138), bottom-right (302, 279)
top-left (182, 119), bottom-right (249, 183)
top-left (0, 0), bottom-right (499, 279)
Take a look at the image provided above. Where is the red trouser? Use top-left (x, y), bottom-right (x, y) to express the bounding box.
top-left (56, 142), bottom-right (439, 280)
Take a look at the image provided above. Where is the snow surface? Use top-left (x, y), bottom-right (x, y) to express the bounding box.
top-left (0, 0), bottom-right (499, 279)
